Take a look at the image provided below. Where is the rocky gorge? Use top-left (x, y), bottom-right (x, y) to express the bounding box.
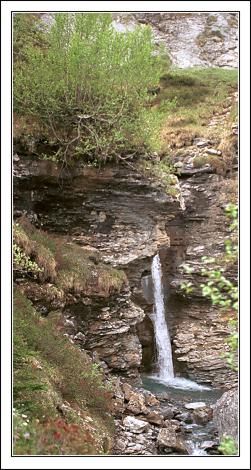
top-left (12, 11), bottom-right (239, 457)
top-left (13, 98), bottom-right (238, 390)
top-left (13, 100), bottom-right (238, 454)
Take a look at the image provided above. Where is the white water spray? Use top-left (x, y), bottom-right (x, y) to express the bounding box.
top-left (150, 253), bottom-right (210, 391)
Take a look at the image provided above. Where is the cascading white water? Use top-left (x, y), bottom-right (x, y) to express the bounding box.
top-left (150, 253), bottom-right (210, 391)
top-left (151, 253), bottom-right (174, 379)
top-left (185, 441), bottom-right (208, 456)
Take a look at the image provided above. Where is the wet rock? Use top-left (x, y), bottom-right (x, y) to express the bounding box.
top-left (213, 389), bottom-right (238, 444)
top-left (122, 416), bottom-right (150, 434)
top-left (145, 410), bottom-right (164, 426)
top-left (175, 411), bottom-right (193, 423)
top-left (161, 407), bottom-right (176, 420)
top-left (157, 426), bottom-right (188, 454)
top-left (14, 138), bottom-right (238, 390)
top-left (157, 392), bottom-right (170, 402)
top-left (201, 439), bottom-right (219, 450)
top-left (192, 406), bottom-right (213, 424)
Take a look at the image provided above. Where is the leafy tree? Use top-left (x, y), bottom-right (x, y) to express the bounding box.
top-left (14, 13), bottom-right (166, 164)
top-left (13, 13), bottom-right (47, 65)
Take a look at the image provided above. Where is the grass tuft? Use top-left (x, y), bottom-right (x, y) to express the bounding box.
top-left (13, 216), bottom-right (127, 296)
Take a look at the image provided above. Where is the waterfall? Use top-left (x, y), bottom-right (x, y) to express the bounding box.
top-left (151, 253), bottom-right (174, 379)
top-left (149, 253), bottom-right (211, 391)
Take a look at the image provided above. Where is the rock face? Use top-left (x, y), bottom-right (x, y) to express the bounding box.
top-left (13, 162), bottom-right (183, 380)
top-left (161, 168), bottom-right (238, 389)
top-left (14, 163), bottom-right (179, 267)
top-left (62, 289), bottom-right (145, 378)
top-left (134, 12), bottom-right (238, 68)
top-left (213, 389), bottom-right (238, 444)
top-left (13, 151), bottom-right (237, 387)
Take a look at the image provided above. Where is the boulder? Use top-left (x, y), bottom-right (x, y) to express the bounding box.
top-left (193, 406), bottom-right (213, 424)
top-left (144, 392), bottom-right (160, 407)
top-left (113, 437), bottom-right (128, 453)
top-left (122, 416), bottom-right (150, 434)
top-left (122, 382), bottom-right (134, 401)
top-left (13, 153), bottom-right (20, 162)
top-left (161, 407), bottom-right (176, 420)
top-left (206, 148), bottom-right (222, 156)
top-left (157, 426), bottom-right (188, 454)
top-left (196, 140), bottom-right (210, 148)
top-left (126, 391), bottom-right (149, 415)
top-left (145, 410), bottom-right (164, 426)
top-left (213, 389), bottom-right (238, 444)
top-left (201, 439), bottom-right (219, 450)
top-left (113, 377), bottom-right (124, 400)
top-left (167, 419), bottom-right (182, 432)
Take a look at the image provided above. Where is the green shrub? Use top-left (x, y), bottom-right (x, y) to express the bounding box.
top-left (14, 13), bottom-right (166, 163)
top-left (13, 13), bottom-right (47, 65)
top-left (13, 243), bottom-right (42, 275)
top-left (218, 435), bottom-right (238, 455)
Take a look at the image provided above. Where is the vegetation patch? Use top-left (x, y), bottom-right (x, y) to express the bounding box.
top-left (13, 288), bottom-right (115, 455)
top-left (14, 216), bottom-right (127, 297)
top-left (192, 154), bottom-right (227, 175)
top-left (13, 13), bottom-right (167, 165)
top-left (14, 220), bottom-right (57, 281)
top-left (151, 67), bottom-right (238, 155)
